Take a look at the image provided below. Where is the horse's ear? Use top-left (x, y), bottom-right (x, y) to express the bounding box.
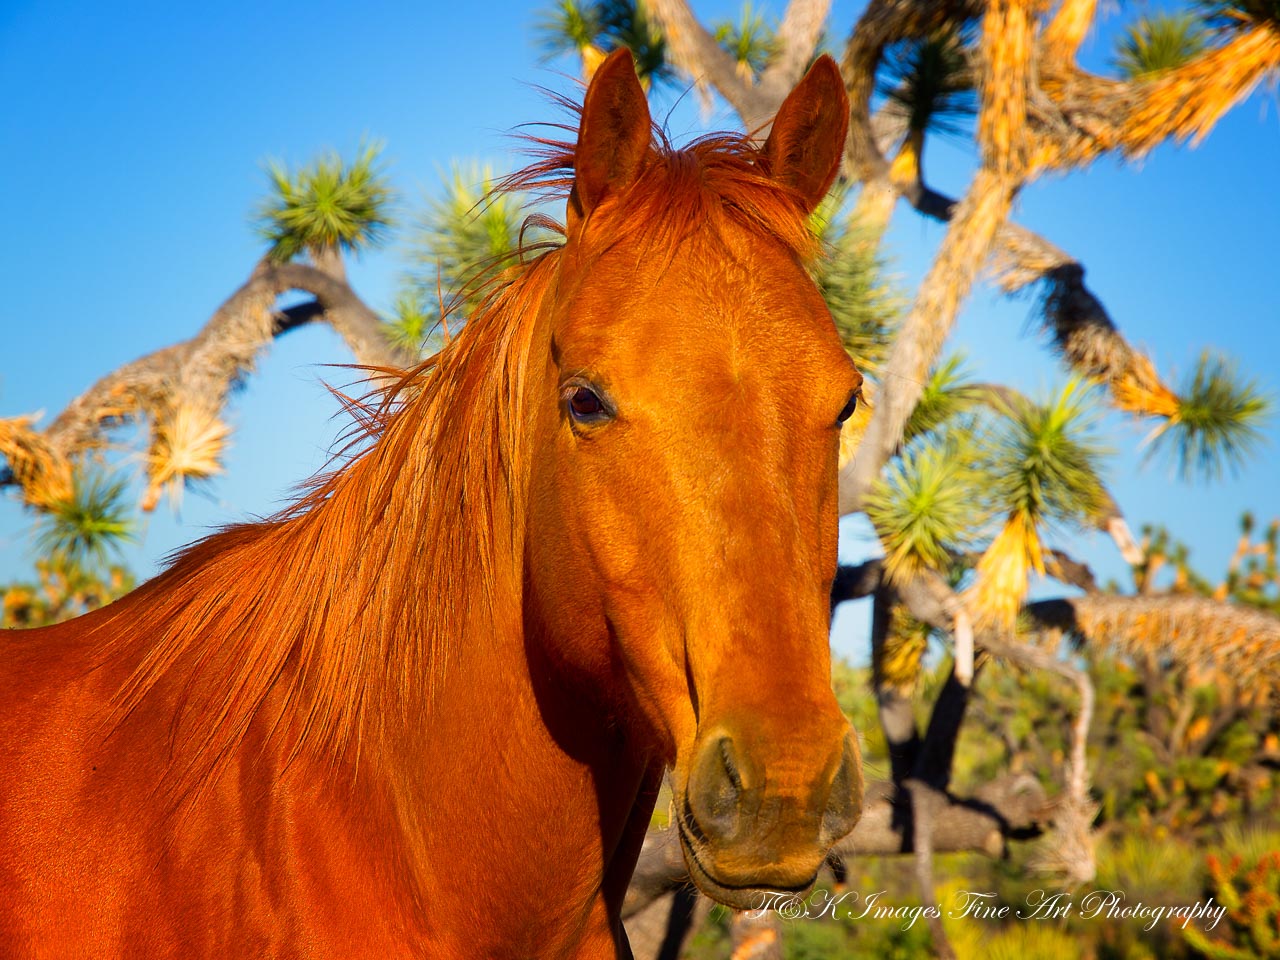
top-left (569, 48), bottom-right (651, 227)
top-left (761, 55), bottom-right (849, 215)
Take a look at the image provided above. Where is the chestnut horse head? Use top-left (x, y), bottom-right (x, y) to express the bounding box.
top-left (525, 50), bottom-right (863, 906)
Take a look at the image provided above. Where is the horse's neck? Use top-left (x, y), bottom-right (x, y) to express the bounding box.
top-left (382, 589), bottom-right (661, 949)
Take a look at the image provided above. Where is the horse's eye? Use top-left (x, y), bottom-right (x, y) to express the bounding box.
top-left (566, 384), bottom-right (610, 425)
top-left (836, 391), bottom-right (859, 425)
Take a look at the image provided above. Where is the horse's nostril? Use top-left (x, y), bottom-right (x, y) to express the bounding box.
top-left (822, 730), bottom-right (863, 843)
top-left (688, 733), bottom-right (743, 844)
top-left (719, 736), bottom-right (742, 792)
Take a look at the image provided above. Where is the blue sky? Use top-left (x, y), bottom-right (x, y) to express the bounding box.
top-left (1, 0), bottom-right (1277, 659)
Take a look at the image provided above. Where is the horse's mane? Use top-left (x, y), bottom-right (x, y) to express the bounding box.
top-left (95, 104), bottom-right (820, 793)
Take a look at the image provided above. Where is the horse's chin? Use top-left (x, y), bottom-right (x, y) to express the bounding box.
top-left (676, 823), bottom-right (820, 912)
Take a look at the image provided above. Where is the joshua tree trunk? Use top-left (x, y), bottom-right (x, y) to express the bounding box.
top-left (840, 166), bottom-right (1019, 513)
top-left (308, 242), bottom-right (347, 283)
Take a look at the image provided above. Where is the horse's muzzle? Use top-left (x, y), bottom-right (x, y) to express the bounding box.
top-left (677, 725), bottom-right (863, 910)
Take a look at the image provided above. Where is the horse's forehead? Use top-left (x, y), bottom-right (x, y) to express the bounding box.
top-left (559, 227), bottom-right (832, 372)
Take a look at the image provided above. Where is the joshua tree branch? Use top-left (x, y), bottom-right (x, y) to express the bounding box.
top-left (830, 558), bottom-right (885, 608)
top-left (1, 258), bottom-right (410, 504)
top-left (645, 0), bottom-right (769, 124)
top-left (271, 262), bottom-right (407, 370)
top-left (870, 578), bottom-right (922, 783)
top-left (1040, 0), bottom-right (1098, 65)
top-left (840, 0), bottom-right (981, 181)
top-left (852, 562), bottom-right (1280, 686)
top-left (1040, 549), bottom-right (1099, 593)
top-left (623, 828), bottom-right (690, 919)
top-left (760, 0), bottom-right (831, 94)
top-left (1034, 24), bottom-right (1280, 166)
top-left (837, 166), bottom-right (1179, 515)
top-left (274, 300), bottom-right (326, 334)
top-left (839, 165), bottom-right (1020, 514)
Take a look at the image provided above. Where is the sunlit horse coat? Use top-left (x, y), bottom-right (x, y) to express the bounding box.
top-left (0, 51), bottom-right (863, 958)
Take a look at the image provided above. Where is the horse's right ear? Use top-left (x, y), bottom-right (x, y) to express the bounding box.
top-left (569, 48), bottom-right (651, 229)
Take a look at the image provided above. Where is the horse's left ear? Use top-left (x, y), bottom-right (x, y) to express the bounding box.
top-left (569, 48), bottom-right (651, 229)
top-left (761, 55), bottom-right (850, 215)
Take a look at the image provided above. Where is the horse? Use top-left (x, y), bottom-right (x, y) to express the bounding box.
top-left (0, 50), bottom-right (863, 958)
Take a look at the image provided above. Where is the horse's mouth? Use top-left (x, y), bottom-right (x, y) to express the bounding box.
top-left (675, 819), bottom-right (820, 912)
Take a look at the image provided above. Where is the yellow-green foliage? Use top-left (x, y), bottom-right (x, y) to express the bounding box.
top-left (1184, 848), bottom-right (1280, 959)
top-left (2, 554), bottom-right (132, 629)
top-left (949, 921), bottom-right (1089, 960)
top-left (1095, 833), bottom-right (1205, 903)
top-left (1220, 826), bottom-right (1280, 867)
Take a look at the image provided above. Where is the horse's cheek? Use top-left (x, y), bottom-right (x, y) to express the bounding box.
top-left (525, 460), bottom-right (622, 644)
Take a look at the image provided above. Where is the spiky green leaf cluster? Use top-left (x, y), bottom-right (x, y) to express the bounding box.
top-left (1114, 12), bottom-right (1209, 80)
top-left (870, 378), bottom-right (1115, 588)
top-left (1149, 351), bottom-right (1271, 481)
top-left (809, 186), bottom-right (902, 373)
top-left (34, 470), bottom-right (135, 570)
top-left (535, 0), bottom-right (604, 56)
top-left (713, 3), bottom-right (780, 78)
top-left (536, 0), bottom-right (672, 86)
top-left (405, 162), bottom-right (546, 323)
top-left (599, 0), bottom-right (671, 85)
top-left (256, 143), bottom-right (394, 263)
top-left (905, 354), bottom-right (983, 441)
top-left (382, 291), bottom-right (438, 356)
top-left (877, 28), bottom-right (975, 137)
top-left (989, 379), bottom-right (1110, 529)
top-left (866, 431), bottom-right (989, 584)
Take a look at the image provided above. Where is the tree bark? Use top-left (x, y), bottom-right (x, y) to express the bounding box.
top-left (645, 0), bottom-right (772, 125)
top-left (2, 257), bottom-right (411, 506)
top-left (754, 0), bottom-right (832, 117)
top-left (839, 166), bottom-right (1020, 513)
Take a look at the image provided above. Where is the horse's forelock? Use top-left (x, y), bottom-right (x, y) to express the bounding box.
top-left (502, 107), bottom-right (820, 265)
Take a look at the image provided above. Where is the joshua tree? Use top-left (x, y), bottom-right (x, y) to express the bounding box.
top-left (3, 5), bottom-right (1280, 957)
top-left (0, 146), bottom-right (406, 516)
